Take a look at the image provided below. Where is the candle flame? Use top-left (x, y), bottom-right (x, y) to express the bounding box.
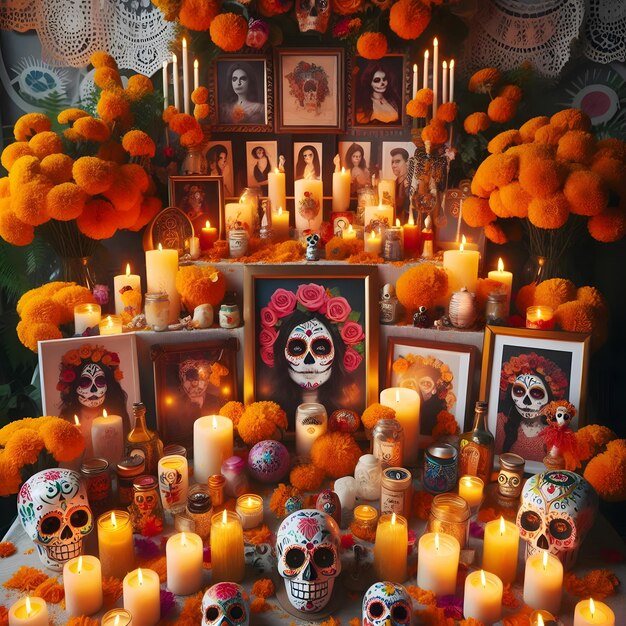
top-left (341, 166), bottom-right (346, 174)
top-left (194, 59), bottom-right (198, 69)
top-left (114, 617), bottom-right (120, 626)
top-left (499, 516), bottom-right (505, 535)
top-left (222, 509), bottom-right (228, 524)
top-left (463, 476), bottom-right (472, 487)
top-left (395, 218), bottom-right (401, 227)
top-left (433, 37), bottom-right (438, 47)
top-left (348, 224), bottom-right (354, 233)
top-left (138, 568), bottom-right (143, 585)
top-left (172, 53), bottom-right (177, 63)
top-left (424, 49), bottom-right (429, 59)
top-left (278, 206), bottom-right (283, 215)
top-left (450, 59), bottom-right (455, 69)
top-left (408, 213), bottom-right (415, 226)
top-left (77, 555), bottom-right (83, 573)
top-left (182, 37), bottom-right (187, 48)
top-left (443, 60), bottom-right (448, 69)
top-left (103, 409), bottom-right (108, 418)
top-left (111, 511), bottom-right (117, 526)
top-left (589, 598), bottom-right (595, 616)
top-left (391, 512), bottom-right (396, 525)
top-left (435, 532), bottom-right (440, 550)
top-left (413, 63), bottom-right (417, 72)
top-left (206, 220), bottom-right (210, 229)
top-left (460, 234), bottom-right (466, 252)
top-left (158, 243), bottom-right (163, 251)
top-left (212, 415), bottom-right (218, 429)
top-left (181, 532), bottom-right (187, 546)
top-left (25, 596), bottom-right (32, 616)
top-left (370, 230), bottom-right (376, 240)
top-left (537, 614), bottom-right (544, 626)
top-left (274, 168), bottom-right (279, 174)
top-left (248, 496), bottom-right (252, 507)
top-left (126, 263), bottom-right (131, 276)
top-left (74, 415), bottom-right (80, 426)
top-left (498, 257), bottom-right (504, 272)
top-left (480, 569), bottom-right (486, 588)
top-left (395, 389), bottom-right (400, 403)
top-left (542, 549), bottom-right (549, 569)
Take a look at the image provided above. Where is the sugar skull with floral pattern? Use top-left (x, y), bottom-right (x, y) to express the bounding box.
top-left (202, 582), bottom-right (249, 626)
top-left (362, 581), bottom-right (413, 626)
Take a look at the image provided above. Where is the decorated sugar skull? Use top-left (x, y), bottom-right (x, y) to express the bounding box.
top-left (517, 470), bottom-right (598, 569)
top-left (315, 490), bottom-right (341, 526)
top-left (362, 581), bottom-right (412, 626)
top-left (202, 582), bottom-right (249, 626)
top-left (276, 509), bottom-right (341, 612)
top-left (295, 0), bottom-right (330, 33)
top-left (17, 469), bottom-right (93, 571)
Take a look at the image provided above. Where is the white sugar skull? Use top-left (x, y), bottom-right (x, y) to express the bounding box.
top-left (517, 470), bottom-right (598, 569)
top-left (285, 318), bottom-right (334, 390)
top-left (511, 374), bottom-right (549, 420)
top-left (295, 0), bottom-right (330, 33)
top-left (202, 582), bottom-right (249, 626)
top-left (363, 581), bottom-right (412, 626)
top-left (17, 469), bottom-right (93, 571)
top-left (76, 362), bottom-right (107, 408)
top-left (276, 509), bottom-right (341, 612)
top-left (381, 284), bottom-right (396, 301)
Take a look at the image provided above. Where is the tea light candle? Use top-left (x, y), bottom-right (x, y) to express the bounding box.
top-left (97, 510), bottom-right (135, 579)
top-left (574, 598), bottom-right (615, 626)
top-left (193, 415), bottom-right (234, 483)
top-left (364, 202), bottom-right (394, 231)
top-left (342, 223), bottom-right (357, 240)
top-left (189, 236), bottom-right (200, 259)
top-left (332, 167), bottom-right (351, 212)
top-left (482, 516), bottom-right (519, 584)
top-left (210, 509), bottom-right (245, 582)
top-left (380, 387), bottom-right (420, 466)
top-left (199, 220), bottom-right (218, 251)
top-left (268, 169), bottom-right (286, 215)
top-left (92, 409), bottom-right (124, 468)
top-left (74, 303), bottom-right (101, 335)
top-left (294, 178), bottom-right (323, 232)
top-left (364, 229), bottom-right (382, 255)
top-left (487, 257), bottom-right (513, 314)
top-left (63, 555), bottom-right (103, 616)
top-left (8, 596), bottom-right (48, 626)
top-left (463, 569), bottom-right (503, 625)
top-left (101, 609), bottom-right (132, 626)
top-left (530, 611), bottom-right (556, 626)
top-left (235, 494), bottom-right (264, 529)
top-left (443, 235), bottom-right (480, 294)
top-left (373, 513), bottom-right (408, 583)
top-left (526, 306), bottom-right (555, 330)
top-left (166, 532), bottom-right (203, 595)
top-left (523, 550), bottom-right (564, 615)
top-left (114, 264), bottom-right (141, 315)
top-left (272, 206), bottom-right (290, 241)
top-left (145, 244), bottom-right (179, 324)
top-left (99, 314), bottom-right (123, 335)
top-left (458, 475), bottom-right (484, 509)
top-left (123, 568), bottom-right (160, 626)
top-left (377, 179), bottom-right (396, 208)
top-left (417, 532), bottom-right (460, 596)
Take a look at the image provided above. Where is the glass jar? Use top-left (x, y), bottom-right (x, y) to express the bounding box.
top-left (80, 457), bottom-right (112, 516)
top-left (219, 304), bottom-right (240, 329)
top-left (427, 493), bottom-right (471, 549)
top-left (129, 475), bottom-right (164, 535)
top-left (144, 292), bottom-right (169, 331)
top-left (383, 226), bottom-right (403, 261)
top-left (221, 456), bottom-right (249, 498)
top-left (350, 504), bottom-right (379, 542)
top-left (354, 454), bottom-right (382, 500)
top-left (372, 418), bottom-right (404, 469)
top-left (229, 229), bottom-right (249, 258)
top-left (486, 291), bottom-right (508, 326)
top-left (380, 467), bottom-right (412, 518)
top-left (186, 484), bottom-right (213, 541)
top-left (423, 443), bottom-right (458, 495)
top-left (497, 453), bottom-right (526, 499)
top-left (116, 455), bottom-right (146, 507)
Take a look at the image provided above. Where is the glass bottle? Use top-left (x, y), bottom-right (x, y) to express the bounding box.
top-left (458, 401), bottom-right (494, 484)
top-left (126, 402), bottom-right (164, 475)
top-left (485, 292), bottom-right (507, 326)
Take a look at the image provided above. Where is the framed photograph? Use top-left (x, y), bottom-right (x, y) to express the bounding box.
top-left (151, 338), bottom-right (239, 449)
top-left (275, 48), bottom-right (344, 133)
top-left (350, 54), bottom-right (409, 130)
top-left (246, 141), bottom-right (278, 196)
top-left (381, 141), bottom-right (416, 221)
top-left (339, 140), bottom-right (372, 197)
top-left (39, 334), bottom-right (140, 437)
top-left (480, 325), bottom-right (591, 473)
top-left (244, 265), bottom-right (378, 426)
top-left (386, 337), bottom-right (476, 444)
top-left (204, 140), bottom-right (235, 198)
top-left (210, 54), bottom-right (273, 132)
top-left (168, 175), bottom-right (225, 236)
top-left (293, 142), bottom-right (323, 182)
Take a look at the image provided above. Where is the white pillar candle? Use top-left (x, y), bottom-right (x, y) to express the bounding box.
top-left (123, 568), bottom-right (160, 626)
top-left (442, 236), bottom-right (480, 294)
top-left (487, 257), bottom-right (513, 315)
top-left (463, 570), bottom-right (503, 625)
top-left (482, 516), bottom-right (519, 585)
top-left (364, 229), bottom-right (382, 255)
top-left (225, 201), bottom-right (254, 234)
top-left (417, 532), bottom-right (460, 596)
top-left (458, 475), bottom-right (484, 509)
top-left (412, 63), bottom-right (418, 99)
top-left (99, 314), bottom-right (123, 335)
top-left (182, 38), bottom-right (190, 114)
top-left (342, 224), bottom-right (356, 240)
top-left (380, 387), bottom-right (420, 466)
top-left (442, 60), bottom-right (448, 104)
top-left (333, 476), bottom-right (357, 527)
top-left (373, 513), bottom-right (408, 583)
top-left (97, 510), bottom-right (135, 580)
top-left (92, 410), bottom-right (124, 467)
top-left (158, 454), bottom-right (189, 513)
top-left (210, 510), bottom-right (245, 582)
top-left (145, 244), bottom-right (179, 324)
top-left (166, 532), bottom-right (203, 595)
top-left (449, 59), bottom-right (455, 101)
top-left (423, 49), bottom-right (429, 89)
top-left (377, 179), bottom-right (396, 208)
top-left (8, 597), bottom-right (48, 626)
top-left (235, 494), bottom-right (264, 529)
top-left (432, 37), bottom-right (439, 116)
top-left (294, 178), bottom-right (323, 232)
top-left (162, 61), bottom-right (169, 111)
top-left (193, 59), bottom-right (199, 91)
top-left (364, 203), bottom-right (394, 231)
top-left (295, 402), bottom-right (327, 460)
top-left (574, 598), bottom-right (615, 626)
top-left (523, 550), bottom-right (564, 615)
top-left (332, 167), bottom-right (351, 212)
top-left (172, 53), bottom-right (179, 110)
top-left (74, 303), bottom-right (101, 335)
top-left (113, 263), bottom-right (141, 315)
top-left (193, 415), bottom-right (234, 483)
top-left (63, 555), bottom-right (103, 616)
top-left (268, 168), bottom-right (286, 214)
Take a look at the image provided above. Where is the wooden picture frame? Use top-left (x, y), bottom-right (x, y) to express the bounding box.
top-left (244, 265), bottom-right (378, 426)
top-left (151, 338), bottom-right (239, 449)
top-left (480, 325), bottom-right (591, 473)
top-left (168, 175), bottom-right (225, 237)
top-left (275, 48), bottom-right (344, 133)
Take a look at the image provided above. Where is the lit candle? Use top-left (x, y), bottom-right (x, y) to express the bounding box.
top-left (99, 314), bottom-right (123, 335)
top-left (442, 60), bottom-right (448, 104)
top-left (101, 609), bottom-right (132, 626)
top-left (463, 569), bottom-right (503, 625)
top-left (272, 206), bottom-right (290, 241)
top-left (402, 211), bottom-right (420, 255)
top-left (225, 201), bottom-right (254, 234)
top-left (145, 243), bottom-right (179, 324)
top-left (574, 598), bottom-right (615, 626)
top-left (210, 509), bottom-right (245, 582)
top-left (417, 532), bottom-right (460, 596)
top-left (364, 229), bottom-right (382, 255)
top-left (74, 303), bottom-right (101, 335)
top-left (449, 59), bottom-right (455, 101)
top-left (342, 224), bottom-right (357, 240)
top-left (157, 454), bottom-right (189, 513)
top-left (412, 63), bottom-right (418, 99)
top-left (172, 53), bottom-right (179, 110)
top-left (166, 532), bottom-right (203, 595)
top-left (364, 203), bottom-right (394, 232)
top-left (63, 555), bottom-right (103, 616)
top-left (458, 475), bottom-right (484, 509)
top-left (530, 611), bottom-right (554, 626)
top-left (182, 38), bottom-right (190, 114)
top-left (526, 305), bottom-right (555, 330)
top-left (380, 387), bottom-right (420, 466)
top-left (488, 257), bottom-right (513, 315)
top-left (268, 168), bottom-right (286, 214)
top-left (193, 59), bottom-right (199, 91)
top-left (432, 37), bottom-right (439, 116)
top-left (92, 409), bottom-right (124, 467)
top-left (123, 568), bottom-right (160, 626)
top-left (193, 415), bottom-right (234, 483)
top-left (482, 516), bottom-right (519, 584)
top-left (523, 550), bottom-right (564, 615)
top-left (235, 494), bottom-right (264, 529)
top-left (442, 235), bottom-right (480, 293)
top-left (189, 236), bottom-right (200, 259)
top-left (162, 61), bottom-right (168, 111)
top-left (377, 178), bottom-right (396, 208)
top-left (332, 166), bottom-right (351, 212)
top-left (113, 263), bottom-right (141, 315)
top-left (97, 510), bottom-right (135, 579)
top-left (373, 513), bottom-right (408, 583)
top-left (295, 403), bottom-right (327, 460)
top-left (293, 178), bottom-right (324, 232)
top-left (423, 49), bottom-right (429, 90)
top-left (199, 220), bottom-right (218, 251)
top-left (8, 596), bottom-right (48, 626)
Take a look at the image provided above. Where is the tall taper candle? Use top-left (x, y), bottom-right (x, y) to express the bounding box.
top-left (172, 53), bottom-right (179, 110)
top-left (442, 60), bottom-right (448, 104)
top-left (162, 61), bottom-right (168, 110)
top-left (449, 59), bottom-right (455, 101)
top-left (193, 59), bottom-right (199, 91)
top-left (182, 38), bottom-right (190, 114)
top-left (412, 63), bottom-right (418, 98)
top-left (432, 37), bottom-right (439, 116)
top-left (423, 49), bottom-right (429, 89)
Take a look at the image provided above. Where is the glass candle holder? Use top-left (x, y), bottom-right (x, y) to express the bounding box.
top-left (458, 475), bottom-right (484, 510)
top-left (97, 510), bottom-right (135, 579)
top-left (144, 292), bottom-right (169, 331)
top-left (526, 305), bottom-right (555, 330)
top-left (350, 504), bottom-right (378, 541)
top-left (101, 609), bottom-right (132, 626)
top-left (157, 454), bottom-right (189, 514)
top-left (99, 314), bottom-right (123, 335)
top-left (295, 402), bottom-right (327, 460)
top-left (427, 492), bottom-right (471, 549)
top-left (235, 494), bottom-right (264, 529)
top-left (74, 303), bottom-right (101, 335)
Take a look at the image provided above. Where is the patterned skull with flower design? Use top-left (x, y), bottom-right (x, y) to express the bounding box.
top-left (202, 582), bottom-right (249, 626)
top-left (362, 581), bottom-right (413, 626)
top-left (276, 509), bottom-right (341, 612)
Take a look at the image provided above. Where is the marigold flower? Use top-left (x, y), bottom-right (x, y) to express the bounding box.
top-left (333, 0), bottom-right (364, 14)
top-left (13, 113), bottom-right (51, 141)
top-left (96, 140), bottom-right (127, 164)
top-left (591, 157), bottom-right (626, 196)
top-left (1, 141), bottom-right (33, 171)
top-left (534, 123), bottom-right (566, 145)
top-left (252, 578), bottom-right (275, 599)
top-left (191, 86), bottom-right (209, 105)
top-left (129, 195), bottom-right (161, 231)
top-left (396, 263), bottom-right (448, 311)
top-left (463, 195), bottom-right (497, 228)
top-left (587, 205), bottom-right (626, 243)
top-left (8, 155), bottom-right (40, 192)
top-left (11, 177), bottom-right (52, 226)
top-left (389, 0), bottom-right (431, 40)
top-left (550, 108), bottom-right (591, 132)
top-left (176, 264), bottom-right (226, 310)
top-left (435, 101), bottom-right (458, 123)
top-left (356, 32), bottom-right (387, 60)
top-left (577, 286), bottom-right (607, 312)
top-left (180, 127), bottom-right (204, 147)
top-left (463, 111), bottom-right (491, 135)
top-left (194, 103), bottom-right (210, 120)
top-left (563, 170), bottom-right (607, 216)
top-left (0, 205), bottom-right (34, 246)
top-left (361, 403), bottom-right (395, 430)
top-left (415, 88), bottom-right (434, 105)
top-left (52, 284), bottom-right (97, 323)
top-left (39, 417), bottom-right (85, 461)
top-left (43, 183), bottom-right (86, 222)
top-left (27, 131), bottom-right (62, 160)
top-left (496, 181), bottom-right (530, 218)
top-left (94, 66), bottom-right (122, 90)
top-left (73, 156), bottom-right (116, 194)
top-left (269, 483), bottom-right (301, 517)
top-left (126, 74), bottom-right (153, 100)
top-left (120, 163), bottom-right (149, 192)
top-left (498, 83), bottom-right (523, 102)
top-left (90, 51), bottom-right (118, 69)
top-left (473, 152), bottom-right (518, 194)
top-left (57, 108), bottom-right (89, 125)
top-left (593, 137), bottom-right (626, 161)
top-left (527, 192), bottom-right (570, 229)
top-left (76, 198), bottom-right (118, 239)
top-left (179, 0), bottom-right (219, 29)
top-left (151, 0), bottom-right (183, 20)
top-left (169, 113), bottom-right (198, 135)
top-left (0, 541), bottom-right (16, 557)
top-left (533, 278), bottom-right (576, 310)
top-left (238, 401), bottom-right (287, 445)
top-left (16, 282), bottom-right (67, 316)
top-left (257, 0), bottom-right (292, 17)
top-left (39, 153), bottom-right (74, 184)
top-left (16, 320), bottom-right (62, 352)
top-left (20, 296), bottom-right (63, 327)
top-left (289, 464), bottom-right (326, 491)
top-left (0, 177), bottom-right (8, 198)
top-left (557, 130), bottom-right (595, 164)
top-left (311, 432), bottom-right (362, 478)
top-left (421, 120), bottom-right (448, 145)
top-left (488, 130), bottom-right (522, 154)
top-left (519, 115), bottom-right (550, 142)
top-left (484, 221), bottom-right (508, 244)
top-left (113, 199), bottom-right (142, 230)
top-left (518, 158), bottom-right (562, 198)
top-left (555, 300), bottom-right (594, 334)
top-left (162, 105), bottom-right (178, 125)
top-left (96, 89), bottom-right (131, 125)
top-left (3, 428), bottom-right (44, 468)
top-left (121, 130), bottom-right (156, 157)
top-left (406, 99), bottom-right (429, 118)
top-left (210, 13), bottom-right (248, 52)
top-left (488, 96), bottom-right (517, 123)
top-left (72, 116), bottom-right (111, 142)
top-left (219, 400), bottom-right (245, 429)
top-left (584, 440), bottom-right (626, 501)
top-left (468, 67), bottom-right (501, 94)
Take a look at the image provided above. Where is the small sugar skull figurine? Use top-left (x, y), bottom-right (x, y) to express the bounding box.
top-left (517, 470), bottom-right (598, 569)
top-left (276, 509), bottom-right (341, 612)
top-left (315, 490), bottom-right (341, 526)
top-left (362, 581), bottom-right (413, 626)
top-left (295, 0), bottom-right (330, 33)
top-left (202, 582), bottom-right (249, 626)
top-left (306, 233), bottom-right (321, 261)
top-left (17, 469), bottom-right (93, 571)
top-left (413, 306), bottom-right (429, 328)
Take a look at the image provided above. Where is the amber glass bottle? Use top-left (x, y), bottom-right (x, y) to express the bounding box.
top-left (126, 402), bottom-right (163, 475)
top-left (458, 401), bottom-right (494, 483)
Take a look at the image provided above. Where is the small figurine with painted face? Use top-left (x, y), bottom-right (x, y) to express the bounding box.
top-left (128, 475), bottom-right (164, 535)
top-left (540, 400), bottom-right (578, 470)
top-left (362, 581), bottom-right (412, 626)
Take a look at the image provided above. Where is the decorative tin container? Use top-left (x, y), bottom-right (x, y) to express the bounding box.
top-left (380, 466), bottom-right (412, 518)
top-left (423, 443), bottom-right (458, 494)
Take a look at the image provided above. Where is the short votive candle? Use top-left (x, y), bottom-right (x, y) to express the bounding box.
top-left (74, 303), bottom-right (101, 335)
top-left (458, 475), bottom-right (484, 509)
top-left (526, 305), bottom-right (555, 330)
top-left (101, 609), bottom-right (133, 626)
top-left (573, 598), bottom-right (615, 625)
top-left (8, 596), bottom-right (48, 626)
top-left (99, 314), bottom-right (123, 335)
top-left (235, 494), bottom-right (264, 529)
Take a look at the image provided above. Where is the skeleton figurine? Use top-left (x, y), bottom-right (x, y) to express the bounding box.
top-left (362, 581), bottom-right (413, 626)
top-left (202, 582), bottom-right (249, 626)
top-left (540, 400), bottom-right (577, 470)
top-left (276, 509), bottom-right (341, 612)
top-left (17, 469), bottom-right (93, 571)
top-left (306, 233), bottom-right (321, 261)
top-left (295, 0), bottom-right (330, 33)
top-left (379, 283), bottom-right (400, 325)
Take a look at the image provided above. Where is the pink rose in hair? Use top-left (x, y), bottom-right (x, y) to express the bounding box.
top-left (268, 288), bottom-right (297, 317)
top-left (340, 320), bottom-right (365, 345)
top-left (325, 296), bottom-right (351, 323)
top-left (260, 345), bottom-right (275, 367)
top-left (343, 347), bottom-right (363, 373)
top-left (296, 283), bottom-right (328, 313)
top-left (259, 326), bottom-right (278, 347)
top-left (260, 306), bottom-right (278, 328)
